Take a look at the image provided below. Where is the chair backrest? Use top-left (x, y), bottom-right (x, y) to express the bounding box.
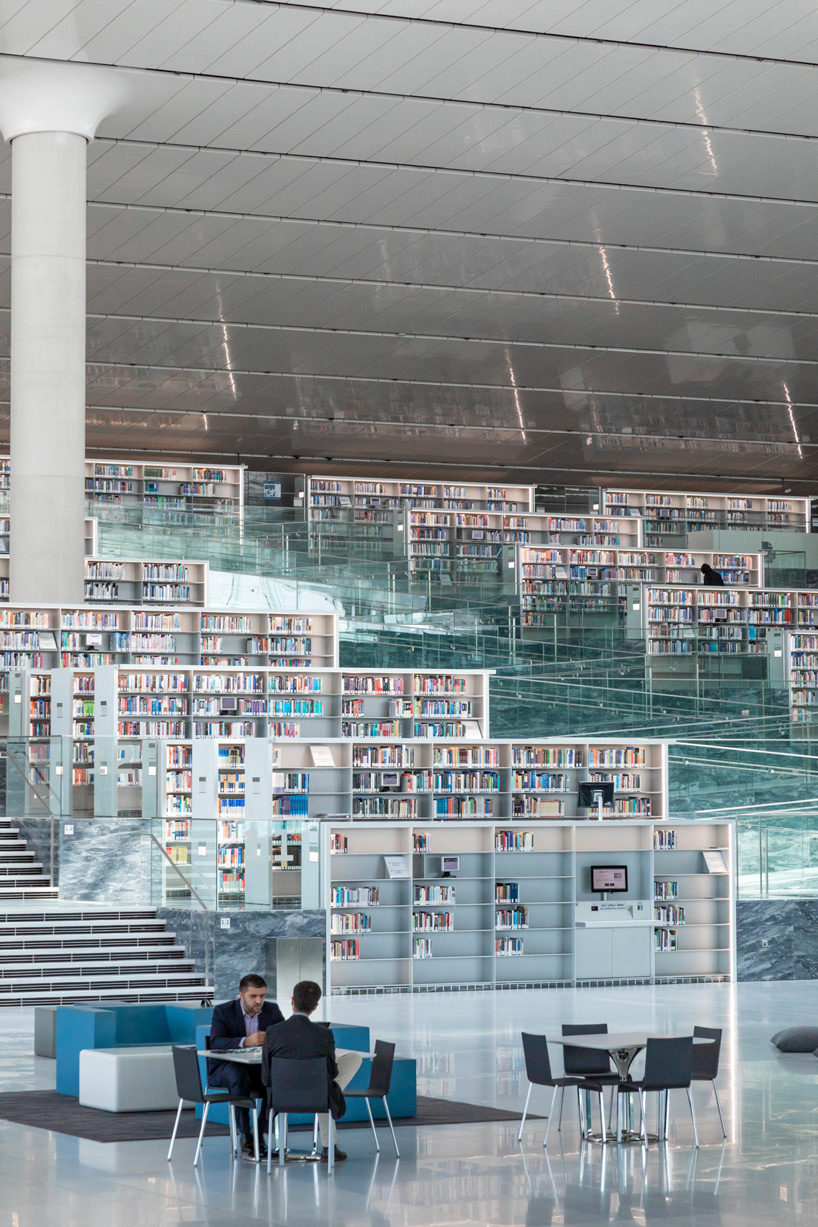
top-left (561, 1024), bottom-right (612, 1077)
top-left (172, 1044), bottom-right (206, 1104)
top-left (521, 1032), bottom-right (554, 1088)
top-left (691, 1026), bottom-right (722, 1080)
top-left (641, 1037), bottom-right (693, 1091)
top-left (368, 1040), bottom-right (396, 1096)
top-left (267, 1057), bottom-right (330, 1114)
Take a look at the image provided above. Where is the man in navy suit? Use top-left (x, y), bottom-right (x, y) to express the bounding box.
top-left (208, 973), bottom-right (284, 1159)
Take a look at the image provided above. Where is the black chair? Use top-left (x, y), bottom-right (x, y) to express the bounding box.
top-left (692, 1025), bottom-right (726, 1138)
top-left (167, 1044), bottom-right (260, 1166)
top-left (560, 1024), bottom-right (620, 1137)
top-left (265, 1056), bottom-right (337, 1174)
top-left (617, 1036), bottom-right (698, 1147)
top-left (345, 1039), bottom-right (399, 1157)
top-left (518, 1032), bottom-right (605, 1148)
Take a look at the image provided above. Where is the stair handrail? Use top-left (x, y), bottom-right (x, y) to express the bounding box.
top-left (149, 834), bottom-right (212, 995)
top-left (1, 740), bottom-right (60, 881)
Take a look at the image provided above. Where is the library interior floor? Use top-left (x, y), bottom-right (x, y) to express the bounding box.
top-left (3, 981), bottom-right (818, 1227)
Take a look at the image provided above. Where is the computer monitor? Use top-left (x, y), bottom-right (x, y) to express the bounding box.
top-left (441, 855), bottom-right (460, 876)
top-left (590, 865), bottom-right (628, 893)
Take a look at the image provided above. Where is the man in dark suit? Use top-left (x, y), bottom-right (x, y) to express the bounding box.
top-left (262, 979), bottom-right (362, 1163)
top-left (208, 972), bottom-right (284, 1160)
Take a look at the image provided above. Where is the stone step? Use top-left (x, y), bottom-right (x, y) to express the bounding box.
top-left (0, 984), bottom-right (214, 1008)
top-left (0, 969), bottom-right (207, 996)
top-left (0, 887), bottom-right (60, 900)
top-left (0, 931), bottom-right (178, 949)
top-left (0, 959), bottom-right (196, 979)
top-left (0, 947), bottom-right (188, 966)
top-left (0, 861), bottom-right (41, 874)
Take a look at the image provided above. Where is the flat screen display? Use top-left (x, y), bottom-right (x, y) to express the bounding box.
top-left (441, 855), bottom-right (460, 873)
top-left (590, 865), bottom-right (628, 893)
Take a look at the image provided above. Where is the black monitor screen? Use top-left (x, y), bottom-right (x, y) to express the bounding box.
top-left (590, 865), bottom-right (628, 893)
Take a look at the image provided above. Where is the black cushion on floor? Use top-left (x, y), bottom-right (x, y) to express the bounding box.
top-left (770, 1027), bottom-right (818, 1052)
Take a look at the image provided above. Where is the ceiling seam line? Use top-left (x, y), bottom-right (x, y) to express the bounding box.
top-left (42, 402), bottom-right (818, 451)
top-left (45, 357), bottom-right (818, 410)
top-left (103, 136), bottom-right (818, 209)
top-left (72, 309), bottom-right (818, 367)
top-left (3, 193), bottom-right (812, 264)
top-left (22, 254), bottom-right (818, 316)
top-left (208, 0), bottom-right (818, 71)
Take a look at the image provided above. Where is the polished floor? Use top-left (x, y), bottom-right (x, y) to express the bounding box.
top-left (2, 981), bottom-right (818, 1225)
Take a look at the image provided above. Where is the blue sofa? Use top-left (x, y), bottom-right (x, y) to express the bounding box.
top-left (56, 1002), bottom-right (213, 1097)
top-left (196, 1022), bottom-right (417, 1125)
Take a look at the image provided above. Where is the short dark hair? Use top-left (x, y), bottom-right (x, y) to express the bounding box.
top-left (292, 980), bottom-right (322, 1013)
top-left (239, 973), bottom-right (267, 992)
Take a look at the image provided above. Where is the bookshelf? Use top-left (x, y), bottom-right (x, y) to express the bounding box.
top-left (0, 607), bottom-right (338, 673)
top-left (322, 817), bottom-right (734, 993)
top-left (627, 584), bottom-right (809, 687)
top-left (84, 459), bottom-right (244, 523)
top-left (599, 488), bottom-right (809, 540)
top-left (398, 508), bottom-right (644, 587)
top-left (137, 734), bottom-right (666, 909)
top-left (515, 546), bottom-right (762, 630)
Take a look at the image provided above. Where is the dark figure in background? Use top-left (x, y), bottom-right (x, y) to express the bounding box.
top-left (208, 973), bottom-right (284, 1160)
top-left (701, 563), bottom-right (725, 586)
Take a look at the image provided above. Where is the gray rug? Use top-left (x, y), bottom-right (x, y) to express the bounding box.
top-left (0, 1090), bottom-right (539, 1143)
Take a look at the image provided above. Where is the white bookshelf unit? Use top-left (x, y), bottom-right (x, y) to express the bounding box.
top-left (134, 734), bottom-right (665, 910)
top-left (515, 546), bottom-right (763, 630)
top-left (322, 817), bottom-right (733, 993)
top-left (599, 487), bottom-right (809, 541)
top-left (626, 584), bottom-right (815, 688)
top-left (0, 457), bottom-right (244, 523)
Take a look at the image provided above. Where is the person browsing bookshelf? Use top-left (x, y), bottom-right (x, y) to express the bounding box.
top-left (700, 563), bottom-right (725, 586)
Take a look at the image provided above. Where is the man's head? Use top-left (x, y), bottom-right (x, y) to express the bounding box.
top-left (239, 973), bottom-right (267, 1016)
top-left (292, 980), bottom-right (322, 1015)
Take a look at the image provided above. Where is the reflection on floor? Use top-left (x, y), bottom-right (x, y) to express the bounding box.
top-left (2, 980), bottom-right (818, 1226)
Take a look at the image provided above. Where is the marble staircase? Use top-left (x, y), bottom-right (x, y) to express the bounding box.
top-left (0, 820), bottom-right (213, 1006)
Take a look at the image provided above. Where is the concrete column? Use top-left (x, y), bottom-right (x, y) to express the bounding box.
top-left (9, 130), bottom-right (87, 603)
top-left (0, 59), bottom-right (132, 604)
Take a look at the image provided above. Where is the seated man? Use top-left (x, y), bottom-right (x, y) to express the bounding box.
top-left (262, 979), bottom-right (362, 1163)
top-left (208, 972), bottom-right (284, 1160)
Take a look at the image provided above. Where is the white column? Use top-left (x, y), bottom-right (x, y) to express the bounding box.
top-left (10, 130), bottom-right (87, 603)
top-left (0, 59), bottom-right (132, 605)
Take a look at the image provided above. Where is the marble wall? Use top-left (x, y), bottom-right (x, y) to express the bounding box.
top-left (157, 906), bottom-right (325, 1002)
top-left (57, 817), bottom-right (154, 904)
top-left (737, 899), bottom-right (818, 980)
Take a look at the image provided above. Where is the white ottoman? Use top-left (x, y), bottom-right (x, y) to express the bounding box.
top-left (79, 1045), bottom-right (180, 1112)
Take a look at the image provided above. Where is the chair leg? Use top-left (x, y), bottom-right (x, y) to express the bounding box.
top-left (518, 1084), bottom-right (532, 1142)
top-left (384, 1098), bottom-right (400, 1158)
top-left (663, 1089), bottom-right (670, 1141)
top-left (227, 1104), bottom-right (236, 1157)
top-left (252, 1107), bottom-right (260, 1163)
top-left (638, 1091), bottom-right (647, 1148)
top-left (328, 1115), bottom-right (335, 1176)
top-left (313, 1114), bottom-right (320, 1154)
top-left (608, 1086), bottom-right (615, 1131)
top-left (167, 1098), bottom-right (184, 1161)
top-left (557, 1085), bottom-right (565, 1131)
top-left (686, 1087), bottom-right (699, 1148)
top-left (543, 1085), bottom-right (559, 1148)
top-left (598, 1091), bottom-right (607, 1146)
top-left (194, 1101), bottom-right (209, 1166)
top-left (713, 1082), bottom-right (727, 1139)
top-left (279, 1114), bottom-right (287, 1167)
top-left (267, 1109), bottom-right (275, 1173)
top-left (363, 1096), bottom-right (379, 1152)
